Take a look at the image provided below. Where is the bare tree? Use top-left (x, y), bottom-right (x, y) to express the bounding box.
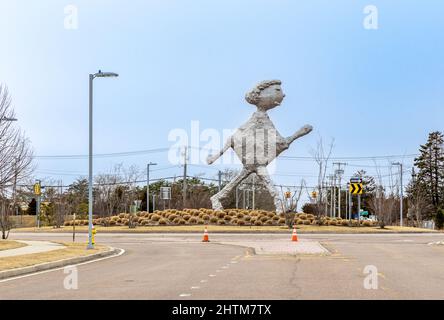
top-left (310, 135), bottom-right (334, 220)
top-left (369, 162), bottom-right (398, 228)
top-left (0, 85), bottom-right (34, 239)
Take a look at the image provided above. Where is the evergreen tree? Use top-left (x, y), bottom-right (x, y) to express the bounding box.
top-left (414, 131), bottom-right (444, 210)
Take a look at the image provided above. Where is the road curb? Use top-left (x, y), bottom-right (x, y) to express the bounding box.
top-left (0, 246), bottom-right (120, 281)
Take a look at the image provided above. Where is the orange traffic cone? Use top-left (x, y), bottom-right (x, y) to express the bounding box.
top-left (202, 226), bottom-right (210, 242)
top-left (291, 225), bottom-right (298, 242)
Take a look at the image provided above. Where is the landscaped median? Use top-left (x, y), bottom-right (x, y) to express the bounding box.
top-left (0, 241), bottom-right (120, 280)
top-left (0, 240), bottom-right (27, 251)
top-left (12, 224), bottom-right (438, 234)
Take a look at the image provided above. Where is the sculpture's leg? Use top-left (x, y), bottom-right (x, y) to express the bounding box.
top-left (211, 168), bottom-right (251, 210)
top-left (256, 166), bottom-right (284, 213)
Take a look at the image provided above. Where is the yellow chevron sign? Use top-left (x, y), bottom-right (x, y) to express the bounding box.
top-left (349, 183), bottom-right (363, 195)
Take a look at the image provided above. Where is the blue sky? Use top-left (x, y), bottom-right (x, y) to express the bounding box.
top-left (1, 0), bottom-right (443, 195)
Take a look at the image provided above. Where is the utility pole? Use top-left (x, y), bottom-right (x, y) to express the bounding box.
top-left (328, 175), bottom-right (334, 217)
top-left (392, 162), bottom-right (403, 227)
top-left (146, 162), bottom-right (157, 212)
top-left (333, 174), bottom-right (336, 218)
top-left (333, 162), bottom-right (347, 219)
top-left (182, 147), bottom-right (188, 209)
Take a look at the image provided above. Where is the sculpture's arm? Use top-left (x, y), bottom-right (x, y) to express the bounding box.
top-left (286, 125), bottom-right (313, 145)
top-left (207, 137), bottom-right (232, 165)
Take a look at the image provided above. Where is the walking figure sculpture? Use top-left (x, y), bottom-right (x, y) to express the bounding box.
top-left (207, 80), bottom-right (313, 212)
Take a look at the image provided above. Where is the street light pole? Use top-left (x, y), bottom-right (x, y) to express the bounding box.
top-left (88, 70), bottom-right (118, 250)
top-left (147, 162), bottom-right (157, 212)
top-left (392, 162), bottom-right (403, 227)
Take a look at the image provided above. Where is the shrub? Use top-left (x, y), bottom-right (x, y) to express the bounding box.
top-left (178, 219), bottom-right (186, 225)
top-left (173, 217), bottom-right (181, 224)
top-left (197, 219), bottom-right (205, 224)
top-left (231, 218), bottom-right (238, 225)
top-left (278, 218), bottom-right (286, 224)
top-left (210, 216), bottom-right (218, 223)
top-left (296, 219), bottom-right (303, 225)
top-left (109, 220), bottom-right (116, 226)
top-left (202, 214), bottom-right (210, 221)
top-left (236, 212), bottom-right (244, 219)
top-left (303, 220), bottom-right (311, 225)
top-left (158, 218), bottom-right (168, 225)
top-left (341, 220), bottom-right (349, 226)
top-left (298, 214), bottom-right (307, 220)
top-left (254, 220), bottom-right (263, 226)
top-left (328, 220), bottom-right (337, 226)
top-left (265, 219), bottom-right (274, 226)
top-left (260, 216), bottom-right (268, 223)
top-left (224, 215), bottom-right (232, 221)
top-left (64, 221), bottom-right (71, 226)
top-left (244, 215), bottom-right (251, 222)
top-left (189, 217), bottom-right (198, 224)
top-left (183, 215), bottom-right (191, 221)
top-left (151, 214), bottom-right (161, 222)
top-left (217, 219), bottom-right (226, 225)
top-left (216, 211), bottom-right (226, 219)
top-left (362, 220), bottom-right (372, 227)
top-left (237, 220), bottom-right (245, 226)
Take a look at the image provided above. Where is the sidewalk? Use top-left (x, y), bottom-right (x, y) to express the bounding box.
top-left (219, 239), bottom-right (330, 255)
top-left (0, 240), bottom-right (65, 258)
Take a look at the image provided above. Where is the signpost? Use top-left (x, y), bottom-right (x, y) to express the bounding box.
top-left (34, 180), bottom-right (41, 228)
top-left (349, 177), bottom-right (364, 223)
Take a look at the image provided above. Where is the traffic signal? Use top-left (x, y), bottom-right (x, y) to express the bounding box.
top-left (284, 191), bottom-right (291, 199)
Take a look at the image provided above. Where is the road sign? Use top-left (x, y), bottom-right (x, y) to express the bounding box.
top-left (349, 183), bottom-right (363, 195)
top-left (350, 177), bottom-right (362, 183)
top-left (34, 182), bottom-right (41, 196)
top-left (160, 187), bottom-right (171, 200)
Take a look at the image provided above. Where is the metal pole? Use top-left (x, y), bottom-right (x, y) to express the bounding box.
top-left (392, 162), bottom-right (403, 227)
top-left (333, 175), bottom-right (336, 218)
top-left (358, 194), bottom-right (361, 224)
top-left (152, 194), bottom-right (156, 212)
top-left (349, 188), bottom-right (352, 221)
top-left (218, 170), bottom-right (222, 192)
top-left (147, 163), bottom-right (150, 212)
top-left (235, 185), bottom-right (239, 209)
top-left (345, 183), bottom-right (348, 220)
top-left (87, 74), bottom-right (94, 249)
top-left (400, 163), bottom-right (403, 227)
top-left (252, 174), bottom-right (255, 210)
top-left (183, 147), bottom-right (187, 209)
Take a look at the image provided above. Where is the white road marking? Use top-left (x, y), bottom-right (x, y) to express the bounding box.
top-left (209, 274), bottom-right (216, 277)
top-left (230, 261), bottom-right (238, 264)
top-left (0, 248), bottom-right (125, 283)
top-left (191, 286), bottom-right (200, 289)
top-left (222, 266), bottom-right (229, 269)
top-left (179, 293), bottom-right (191, 297)
top-left (200, 280), bottom-right (208, 283)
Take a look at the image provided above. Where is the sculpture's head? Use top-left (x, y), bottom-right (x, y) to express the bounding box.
top-left (245, 80), bottom-right (285, 111)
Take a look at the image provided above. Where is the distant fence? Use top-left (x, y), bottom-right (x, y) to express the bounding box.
top-left (9, 215), bottom-right (37, 228)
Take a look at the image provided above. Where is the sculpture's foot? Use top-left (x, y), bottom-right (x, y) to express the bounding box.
top-left (210, 195), bottom-right (224, 211)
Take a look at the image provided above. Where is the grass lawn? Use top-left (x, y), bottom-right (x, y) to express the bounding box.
top-left (0, 240), bottom-right (27, 251)
top-left (12, 224), bottom-right (438, 234)
top-left (0, 242), bottom-right (108, 272)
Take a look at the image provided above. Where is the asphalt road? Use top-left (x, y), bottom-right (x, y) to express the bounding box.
top-left (2, 232), bottom-right (444, 299)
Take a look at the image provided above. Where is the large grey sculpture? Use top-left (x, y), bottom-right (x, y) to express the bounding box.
top-left (207, 80), bottom-right (313, 212)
